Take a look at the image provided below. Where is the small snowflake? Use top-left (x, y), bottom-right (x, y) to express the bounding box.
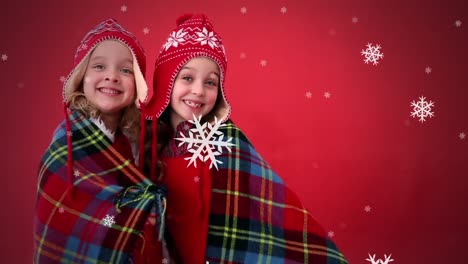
top-left (162, 258), bottom-right (169, 264)
top-left (143, 27), bottom-right (150, 35)
top-left (352, 16), bottom-right (359, 23)
top-left (260, 60), bottom-right (267, 67)
top-left (280, 6), bottom-right (287, 14)
top-left (364, 205), bottom-right (372, 213)
top-left (194, 176), bottom-right (200, 182)
top-left (327, 231), bottom-right (335, 238)
top-left (455, 20), bottom-right (462, 27)
top-left (175, 114), bottom-right (235, 170)
top-left (73, 169), bottom-right (80, 177)
top-left (59, 76), bottom-right (66, 82)
top-left (120, 5), bottom-right (127, 12)
top-left (305, 91), bottom-right (312, 98)
top-left (361, 43), bottom-right (384, 65)
top-left (102, 214), bottom-right (116, 227)
top-left (1, 54), bottom-right (8, 61)
top-left (240, 52), bottom-right (246, 59)
top-left (67, 131), bottom-right (73, 137)
top-left (410, 96), bottom-right (435, 123)
top-left (240, 6), bottom-right (247, 14)
top-left (425, 66), bottom-right (432, 74)
top-left (324, 91), bottom-right (331, 99)
top-left (459, 132), bottom-right (466, 140)
top-left (58, 207), bottom-right (65, 214)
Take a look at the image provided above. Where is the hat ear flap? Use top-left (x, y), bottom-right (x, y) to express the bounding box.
top-left (64, 56), bottom-right (90, 102)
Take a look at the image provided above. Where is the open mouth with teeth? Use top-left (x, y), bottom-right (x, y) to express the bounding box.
top-left (98, 88), bottom-right (122, 95)
top-left (183, 100), bottom-right (202, 108)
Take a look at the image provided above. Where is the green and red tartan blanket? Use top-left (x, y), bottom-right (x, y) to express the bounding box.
top-left (34, 110), bottom-right (165, 263)
top-left (205, 121), bottom-right (348, 263)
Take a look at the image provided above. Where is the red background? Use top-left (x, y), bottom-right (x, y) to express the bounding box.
top-left (1, 0), bottom-right (467, 263)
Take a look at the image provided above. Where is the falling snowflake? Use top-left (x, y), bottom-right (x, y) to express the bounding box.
top-left (361, 43), bottom-right (384, 65)
top-left (324, 91), bottom-right (331, 99)
top-left (102, 214), bottom-right (115, 227)
top-left (73, 169), bottom-right (80, 177)
top-left (352, 16), bottom-right (359, 23)
top-left (455, 20), bottom-right (462, 27)
top-left (175, 115), bottom-right (235, 170)
top-left (240, 6), bottom-right (247, 14)
top-left (58, 207), bottom-right (65, 214)
top-left (280, 6), bottom-right (287, 14)
top-left (162, 258), bottom-right (169, 264)
top-left (59, 76), bottom-right (66, 82)
top-left (305, 91), bottom-right (312, 98)
top-left (194, 176), bottom-right (200, 182)
top-left (459, 132), bottom-right (466, 140)
top-left (364, 205), bottom-right (372, 213)
top-left (163, 28), bottom-right (188, 51)
top-left (120, 5), bottom-right (127, 12)
top-left (240, 52), bottom-right (246, 59)
top-left (366, 254), bottom-right (394, 264)
top-left (425, 66), bottom-right (432, 74)
top-left (143, 27), bottom-right (150, 35)
top-left (67, 131), bottom-right (73, 137)
top-left (260, 60), bottom-right (267, 67)
top-left (410, 96), bottom-right (435, 123)
top-left (327, 231), bottom-right (335, 238)
top-left (1, 54), bottom-right (8, 61)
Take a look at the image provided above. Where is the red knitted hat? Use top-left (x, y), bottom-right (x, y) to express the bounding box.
top-left (145, 14), bottom-right (231, 121)
top-left (63, 18), bottom-right (150, 107)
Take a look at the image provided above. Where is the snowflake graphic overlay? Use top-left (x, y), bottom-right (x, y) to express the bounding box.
top-left (175, 115), bottom-right (235, 170)
top-left (361, 43), bottom-right (384, 65)
top-left (366, 253), bottom-right (394, 264)
top-left (410, 96), bottom-right (435, 122)
top-left (102, 214), bottom-right (116, 227)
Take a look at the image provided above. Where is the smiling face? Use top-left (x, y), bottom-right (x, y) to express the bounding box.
top-left (82, 40), bottom-right (136, 120)
top-left (169, 57), bottom-right (220, 129)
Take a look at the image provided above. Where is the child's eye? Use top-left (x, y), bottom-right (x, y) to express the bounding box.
top-left (181, 76), bottom-right (192, 81)
top-left (121, 68), bottom-right (133, 74)
top-left (93, 64), bottom-right (104, 70)
top-left (206, 80), bottom-right (218, 87)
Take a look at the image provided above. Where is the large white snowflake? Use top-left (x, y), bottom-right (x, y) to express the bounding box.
top-left (163, 28), bottom-right (188, 51)
top-left (195, 27), bottom-right (219, 49)
top-left (366, 254), bottom-right (394, 264)
top-left (361, 43), bottom-right (384, 65)
top-left (410, 96), bottom-right (435, 122)
top-left (102, 214), bottom-right (115, 227)
top-left (175, 115), bottom-right (235, 170)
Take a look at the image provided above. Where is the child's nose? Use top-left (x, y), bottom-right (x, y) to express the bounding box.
top-left (105, 70), bottom-right (120, 82)
top-left (191, 82), bottom-right (205, 95)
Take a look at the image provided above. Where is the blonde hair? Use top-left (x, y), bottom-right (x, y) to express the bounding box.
top-left (67, 84), bottom-right (140, 145)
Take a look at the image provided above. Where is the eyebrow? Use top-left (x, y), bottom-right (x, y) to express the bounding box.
top-left (181, 66), bottom-right (220, 78)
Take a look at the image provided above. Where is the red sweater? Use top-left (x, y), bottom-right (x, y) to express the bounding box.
top-left (161, 123), bottom-right (212, 264)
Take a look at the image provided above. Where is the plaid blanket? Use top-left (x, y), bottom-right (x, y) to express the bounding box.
top-left (206, 121), bottom-right (348, 263)
top-left (34, 110), bottom-right (165, 263)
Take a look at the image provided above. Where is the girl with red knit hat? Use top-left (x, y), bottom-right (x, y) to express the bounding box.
top-left (34, 19), bottom-right (167, 263)
top-left (144, 14), bottom-right (348, 263)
